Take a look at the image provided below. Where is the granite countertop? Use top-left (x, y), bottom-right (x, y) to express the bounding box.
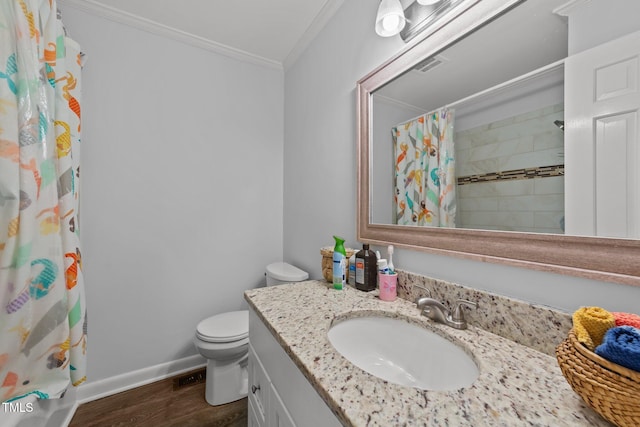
top-left (244, 280), bottom-right (610, 427)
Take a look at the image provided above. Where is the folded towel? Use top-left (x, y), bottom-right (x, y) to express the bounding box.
top-left (572, 306), bottom-right (615, 350)
top-left (613, 312), bottom-right (640, 329)
top-left (595, 326), bottom-right (640, 372)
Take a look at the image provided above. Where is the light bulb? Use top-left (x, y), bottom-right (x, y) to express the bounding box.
top-left (382, 14), bottom-right (401, 32)
top-left (375, 0), bottom-right (406, 37)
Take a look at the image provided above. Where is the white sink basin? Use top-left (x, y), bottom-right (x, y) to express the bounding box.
top-left (328, 316), bottom-right (479, 391)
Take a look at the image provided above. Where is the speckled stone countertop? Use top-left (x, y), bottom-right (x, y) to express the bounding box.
top-left (245, 280), bottom-right (611, 427)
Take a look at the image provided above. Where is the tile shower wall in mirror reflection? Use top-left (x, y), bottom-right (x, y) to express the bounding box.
top-left (456, 103), bottom-right (565, 234)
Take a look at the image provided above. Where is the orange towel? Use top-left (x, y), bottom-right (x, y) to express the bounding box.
top-left (572, 306), bottom-right (615, 350)
top-left (613, 312), bottom-right (640, 329)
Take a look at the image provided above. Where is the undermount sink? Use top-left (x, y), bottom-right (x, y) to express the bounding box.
top-left (328, 316), bottom-right (479, 391)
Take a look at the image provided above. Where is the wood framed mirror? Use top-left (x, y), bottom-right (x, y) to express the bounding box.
top-left (357, 0), bottom-right (640, 286)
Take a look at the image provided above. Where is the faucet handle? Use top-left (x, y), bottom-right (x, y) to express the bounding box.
top-left (413, 284), bottom-right (431, 304)
top-left (451, 299), bottom-right (477, 322)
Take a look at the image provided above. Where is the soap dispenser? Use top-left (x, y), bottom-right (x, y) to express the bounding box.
top-left (355, 244), bottom-right (377, 292)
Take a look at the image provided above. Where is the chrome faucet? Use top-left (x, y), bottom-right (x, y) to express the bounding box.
top-left (416, 297), bottom-right (477, 330)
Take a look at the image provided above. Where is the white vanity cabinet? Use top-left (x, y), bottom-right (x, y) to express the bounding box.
top-left (247, 344), bottom-right (295, 427)
top-left (248, 308), bottom-right (342, 427)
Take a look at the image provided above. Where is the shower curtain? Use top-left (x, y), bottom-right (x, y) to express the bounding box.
top-left (392, 108), bottom-right (456, 227)
top-left (0, 0), bottom-right (87, 403)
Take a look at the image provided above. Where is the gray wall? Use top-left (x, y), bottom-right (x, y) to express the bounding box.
top-left (60, 6), bottom-right (284, 385)
top-left (283, 0), bottom-right (640, 313)
top-left (370, 95), bottom-right (424, 224)
top-left (568, 0), bottom-right (640, 55)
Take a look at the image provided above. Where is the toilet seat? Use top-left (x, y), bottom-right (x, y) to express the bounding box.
top-left (196, 310), bottom-right (248, 343)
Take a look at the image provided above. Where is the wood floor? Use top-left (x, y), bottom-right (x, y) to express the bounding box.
top-left (69, 369), bottom-right (247, 427)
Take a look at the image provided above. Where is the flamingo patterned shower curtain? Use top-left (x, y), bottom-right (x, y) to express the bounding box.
top-left (0, 0), bottom-right (87, 403)
top-left (392, 108), bottom-right (456, 227)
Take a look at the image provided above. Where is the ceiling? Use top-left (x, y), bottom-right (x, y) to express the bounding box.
top-left (58, 0), bottom-right (346, 68)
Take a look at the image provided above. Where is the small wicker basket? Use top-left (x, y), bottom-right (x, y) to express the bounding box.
top-left (556, 329), bottom-right (640, 427)
top-left (320, 246), bottom-right (356, 283)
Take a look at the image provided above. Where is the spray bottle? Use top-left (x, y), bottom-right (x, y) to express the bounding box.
top-left (332, 236), bottom-right (347, 290)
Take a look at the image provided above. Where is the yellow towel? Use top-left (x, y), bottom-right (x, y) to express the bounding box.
top-left (572, 306), bottom-right (615, 350)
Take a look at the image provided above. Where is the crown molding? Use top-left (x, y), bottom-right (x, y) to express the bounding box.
top-left (552, 0), bottom-right (591, 16)
top-left (57, 0), bottom-right (283, 70)
top-left (283, 0), bottom-right (345, 71)
top-left (372, 93), bottom-right (425, 114)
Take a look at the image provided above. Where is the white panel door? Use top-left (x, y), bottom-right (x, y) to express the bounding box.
top-left (565, 30), bottom-right (640, 238)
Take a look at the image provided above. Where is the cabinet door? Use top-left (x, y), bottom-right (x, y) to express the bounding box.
top-left (269, 383), bottom-right (296, 427)
top-left (248, 396), bottom-right (263, 427)
top-left (248, 344), bottom-right (268, 426)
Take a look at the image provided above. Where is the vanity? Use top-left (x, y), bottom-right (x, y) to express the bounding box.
top-left (245, 278), bottom-right (611, 426)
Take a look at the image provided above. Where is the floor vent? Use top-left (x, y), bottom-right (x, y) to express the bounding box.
top-left (173, 368), bottom-right (206, 390)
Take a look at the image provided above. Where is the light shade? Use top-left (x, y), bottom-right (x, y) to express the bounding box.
top-left (375, 0), bottom-right (406, 37)
top-left (417, 0), bottom-right (441, 5)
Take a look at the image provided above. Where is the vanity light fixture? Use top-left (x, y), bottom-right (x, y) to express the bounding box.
top-left (375, 0), bottom-right (407, 37)
top-left (376, 0), bottom-right (449, 39)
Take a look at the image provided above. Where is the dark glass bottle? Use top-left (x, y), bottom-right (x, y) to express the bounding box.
top-left (355, 244), bottom-right (377, 292)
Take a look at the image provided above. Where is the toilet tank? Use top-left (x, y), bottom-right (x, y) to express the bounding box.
top-left (266, 262), bottom-right (309, 286)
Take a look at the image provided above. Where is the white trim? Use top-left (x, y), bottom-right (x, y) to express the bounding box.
top-left (552, 0), bottom-right (591, 16)
top-left (386, 59), bottom-right (565, 129)
top-left (372, 93), bottom-right (425, 114)
top-left (61, 401), bottom-right (79, 427)
top-left (447, 59), bottom-right (565, 109)
top-left (75, 354), bottom-right (206, 404)
top-left (57, 0), bottom-right (283, 70)
top-left (283, 0), bottom-right (346, 70)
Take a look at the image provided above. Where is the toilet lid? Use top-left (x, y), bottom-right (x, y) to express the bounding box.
top-left (196, 310), bottom-right (249, 343)
top-left (266, 262), bottom-right (309, 282)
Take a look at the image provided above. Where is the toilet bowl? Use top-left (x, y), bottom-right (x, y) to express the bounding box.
top-left (194, 262), bottom-right (308, 406)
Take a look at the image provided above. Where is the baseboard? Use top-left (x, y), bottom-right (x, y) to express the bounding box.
top-left (61, 401), bottom-right (79, 427)
top-left (76, 355), bottom-right (206, 404)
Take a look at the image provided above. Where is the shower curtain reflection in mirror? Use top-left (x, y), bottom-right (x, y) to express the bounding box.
top-left (0, 0), bottom-right (87, 405)
top-left (392, 108), bottom-right (456, 227)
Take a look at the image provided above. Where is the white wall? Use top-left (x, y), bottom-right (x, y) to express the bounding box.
top-left (567, 0), bottom-right (640, 55)
top-left (283, 0), bottom-right (405, 271)
top-left (59, 6), bottom-right (284, 387)
top-left (370, 95), bottom-right (424, 224)
top-left (283, 0), bottom-right (640, 313)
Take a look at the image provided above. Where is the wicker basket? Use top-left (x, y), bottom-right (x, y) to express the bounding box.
top-left (320, 246), bottom-right (356, 283)
top-left (556, 329), bottom-right (640, 427)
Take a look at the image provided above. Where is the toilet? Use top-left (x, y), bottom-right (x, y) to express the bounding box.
top-left (194, 262), bottom-right (308, 406)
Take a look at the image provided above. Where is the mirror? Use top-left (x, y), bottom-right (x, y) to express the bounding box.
top-left (357, 0), bottom-right (640, 285)
top-left (371, 0), bottom-right (567, 234)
